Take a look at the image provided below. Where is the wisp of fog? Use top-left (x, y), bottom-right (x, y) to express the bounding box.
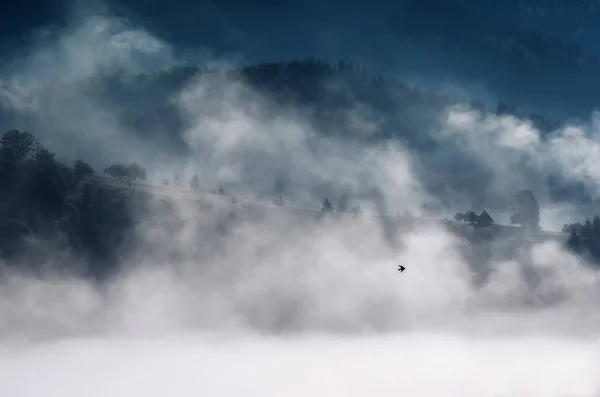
top-left (0, 3), bottom-right (598, 396)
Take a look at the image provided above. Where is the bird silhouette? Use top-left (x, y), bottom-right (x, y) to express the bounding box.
top-left (398, 264), bottom-right (406, 273)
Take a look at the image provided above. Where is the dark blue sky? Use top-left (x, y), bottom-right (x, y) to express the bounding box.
top-left (3, 0), bottom-right (598, 60)
top-left (3, 0), bottom-right (600, 117)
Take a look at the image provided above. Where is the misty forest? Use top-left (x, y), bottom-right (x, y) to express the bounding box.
top-left (1, 61), bottom-right (598, 277)
top-left (1, 1), bottom-right (600, 396)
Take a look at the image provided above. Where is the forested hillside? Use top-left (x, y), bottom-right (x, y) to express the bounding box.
top-left (90, 0), bottom-right (600, 116)
top-left (3, 58), bottom-right (575, 208)
top-left (0, 126), bottom-right (598, 279)
top-left (3, 59), bottom-right (600, 278)
top-left (81, 60), bottom-right (578, 209)
top-left (0, 129), bottom-right (136, 278)
top-left (89, 59), bottom-right (561, 151)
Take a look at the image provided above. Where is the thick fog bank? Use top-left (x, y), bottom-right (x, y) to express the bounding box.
top-left (0, 218), bottom-right (599, 396)
top-left (0, 333), bottom-right (598, 397)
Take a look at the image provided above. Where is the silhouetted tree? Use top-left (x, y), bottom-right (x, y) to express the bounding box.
top-left (464, 211), bottom-right (478, 225)
top-left (33, 148), bottom-right (56, 168)
top-left (321, 198), bottom-right (333, 213)
top-left (127, 162), bottom-right (146, 181)
top-left (0, 129), bottom-right (36, 166)
top-left (510, 189), bottom-right (540, 231)
top-left (593, 215), bottom-right (600, 236)
top-left (28, 147), bottom-right (74, 217)
top-left (562, 214), bottom-right (600, 265)
top-left (568, 229), bottom-right (581, 253)
top-left (104, 164), bottom-right (128, 179)
top-left (580, 219), bottom-right (595, 256)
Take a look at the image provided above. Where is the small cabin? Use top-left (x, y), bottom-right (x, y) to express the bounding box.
top-left (475, 210), bottom-right (494, 229)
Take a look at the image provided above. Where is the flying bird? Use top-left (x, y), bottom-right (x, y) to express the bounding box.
top-left (398, 264), bottom-right (406, 273)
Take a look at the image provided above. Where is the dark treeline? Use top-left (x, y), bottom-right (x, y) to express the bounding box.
top-left (0, 129), bottom-right (137, 278)
top-left (1, 127), bottom-right (600, 281)
top-left (92, 59), bottom-right (561, 150)
top-left (563, 218), bottom-right (600, 265)
top-left (452, 189), bottom-right (542, 237)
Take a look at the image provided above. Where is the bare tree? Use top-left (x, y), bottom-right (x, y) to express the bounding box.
top-left (322, 198), bottom-right (333, 213)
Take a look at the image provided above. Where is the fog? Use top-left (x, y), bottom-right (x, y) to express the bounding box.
top-left (1, 334), bottom-right (597, 396)
top-left (1, 218), bottom-right (599, 396)
top-left (0, 3), bottom-right (599, 396)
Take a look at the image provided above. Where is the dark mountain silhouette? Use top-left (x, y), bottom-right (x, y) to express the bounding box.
top-left (3, 0), bottom-right (600, 117)
top-left (3, 59), bottom-right (590, 210)
top-left (87, 60), bottom-right (561, 147)
top-left (79, 60), bottom-right (576, 210)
